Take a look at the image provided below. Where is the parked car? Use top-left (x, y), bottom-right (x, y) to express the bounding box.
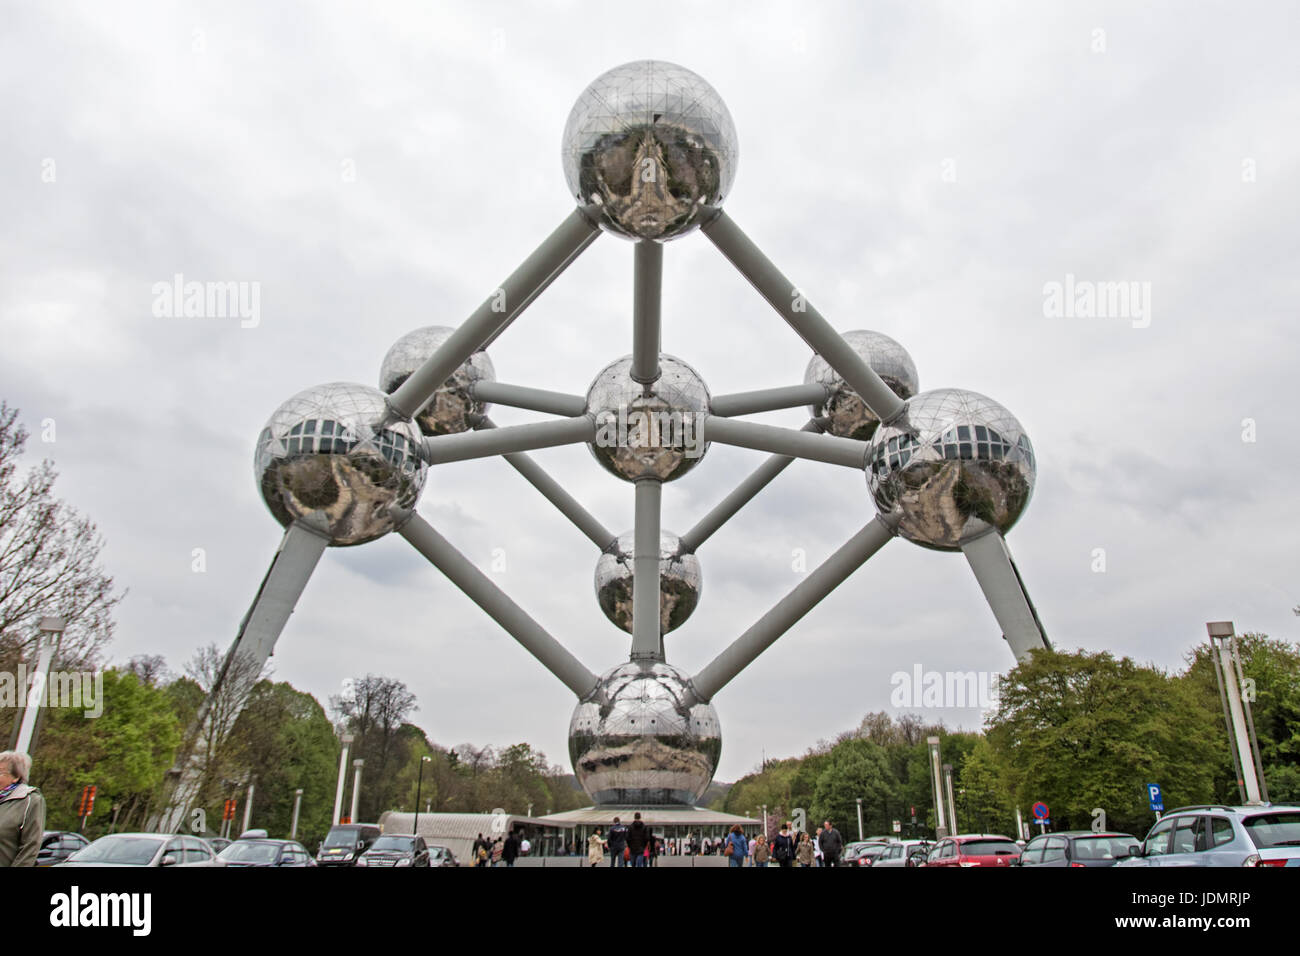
top-left (848, 843), bottom-right (894, 867)
top-left (316, 823), bottom-right (382, 866)
top-left (37, 831), bottom-right (90, 867)
top-left (207, 837), bottom-right (232, 855)
top-left (59, 833), bottom-right (219, 867)
top-left (357, 834), bottom-right (429, 867)
top-left (428, 845), bottom-right (459, 867)
top-left (1016, 831), bottom-right (1138, 867)
top-left (923, 834), bottom-right (1020, 867)
top-left (218, 838), bottom-right (316, 867)
top-left (1116, 804), bottom-right (1300, 867)
top-left (873, 840), bottom-right (933, 868)
top-left (840, 840), bottom-right (891, 866)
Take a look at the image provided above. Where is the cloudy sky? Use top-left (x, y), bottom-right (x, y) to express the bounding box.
top-left (2, 0), bottom-right (1297, 789)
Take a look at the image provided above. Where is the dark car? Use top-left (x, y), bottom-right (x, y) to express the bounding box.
top-left (37, 831), bottom-right (90, 867)
top-left (1017, 831), bottom-right (1138, 867)
top-left (923, 834), bottom-right (1021, 867)
top-left (357, 834), bottom-right (429, 868)
top-left (848, 843), bottom-right (894, 867)
top-left (316, 823), bottom-right (382, 867)
top-left (428, 845), bottom-right (459, 867)
top-left (217, 838), bottom-right (316, 868)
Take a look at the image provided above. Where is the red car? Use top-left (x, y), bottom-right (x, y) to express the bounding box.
top-left (922, 835), bottom-right (1021, 867)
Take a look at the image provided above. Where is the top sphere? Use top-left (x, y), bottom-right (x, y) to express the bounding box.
top-left (562, 60), bottom-right (738, 241)
top-left (255, 382), bottom-right (426, 547)
top-left (379, 326), bottom-right (495, 437)
top-left (866, 388), bottom-right (1035, 551)
top-left (804, 330), bottom-right (919, 441)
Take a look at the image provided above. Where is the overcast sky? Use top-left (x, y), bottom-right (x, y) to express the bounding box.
top-left (2, 0), bottom-right (1297, 789)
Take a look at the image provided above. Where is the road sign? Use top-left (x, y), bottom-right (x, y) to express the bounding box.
top-left (77, 785), bottom-right (97, 818)
top-left (1031, 801), bottom-right (1049, 821)
top-left (892, 820), bottom-right (901, 833)
top-left (1146, 783), bottom-right (1163, 812)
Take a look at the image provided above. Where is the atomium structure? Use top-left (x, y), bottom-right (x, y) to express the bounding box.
top-left (160, 60), bottom-right (1050, 824)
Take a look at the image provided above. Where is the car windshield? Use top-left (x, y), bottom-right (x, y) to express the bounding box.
top-left (1243, 813), bottom-right (1300, 849)
top-left (864, 845), bottom-right (890, 858)
top-left (370, 836), bottom-right (415, 851)
top-left (960, 840), bottom-right (1018, 856)
top-left (70, 836), bottom-right (163, 865)
top-left (322, 829), bottom-right (361, 848)
top-left (1071, 836), bottom-right (1137, 860)
top-left (220, 842), bottom-right (280, 863)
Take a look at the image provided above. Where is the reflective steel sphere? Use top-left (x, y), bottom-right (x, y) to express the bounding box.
top-left (804, 330), bottom-right (919, 441)
top-left (255, 383), bottom-right (426, 547)
top-left (562, 60), bottom-right (738, 241)
top-left (594, 530), bottom-right (702, 635)
top-left (867, 388), bottom-right (1036, 551)
top-left (569, 662), bottom-right (721, 806)
top-left (379, 326), bottom-right (495, 436)
top-left (586, 355), bottom-right (710, 482)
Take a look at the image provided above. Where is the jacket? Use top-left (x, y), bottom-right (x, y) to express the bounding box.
top-left (796, 839), bottom-right (814, 865)
top-left (820, 827), bottom-right (844, 856)
top-left (626, 820), bottom-right (648, 854)
top-left (608, 823), bottom-right (628, 851)
top-left (726, 832), bottom-right (748, 858)
top-left (587, 833), bottom-right (604, 865)
top-left (773, 831), bottom-right (796, 861)
top-left (0, 783), bottom-right (46, 867)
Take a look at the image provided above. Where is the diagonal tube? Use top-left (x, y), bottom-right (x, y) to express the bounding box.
top-left (631, 240), bottom-right (663, 385)
top-left (709, 383), bottom-right (832, 417)
top-left (421, 416), bottom-right (594, 464)
top-left (959, 528), bottom-right (1051, 662)
top-left (471, 382), bottom-right (587, 417)
top-left (703, 415), bottom-right (869, 469)
top-left (478, 417), bottom-right (615, 550)
top-left (688, 515), bottom-right (897, 703)
top-left (386, 209), bottom-right (599, 422)
top-left (630, 479), bottom-right (663, 661)
top-left (397, 511), bottom-right (599, 699)
top-left (702, 212), bottom-right (905, 424)
top-left (680, 420), bottom-right (823, 553)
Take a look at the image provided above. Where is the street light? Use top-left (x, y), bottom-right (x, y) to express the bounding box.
top-left (14, 616), bottom-right (65, 755)
top-left (332, 731), bottom-right (354, 824)
top-left (413, 755), bottom-right (431, 837)
top-left (350, 758), bottom-right (365, 824)
top-left (290, 788), bottom-right (304, 840)
top-left (856, 797), bottom-right (864, 842)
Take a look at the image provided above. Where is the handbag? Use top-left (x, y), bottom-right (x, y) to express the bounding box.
top-left (623, 846), bottom-right (630, 861)
top-left (724, 841), bottom-right (734, 856)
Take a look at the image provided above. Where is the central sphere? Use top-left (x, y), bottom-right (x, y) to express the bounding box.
top-left (594, 530), bottom-right (702, 635)
top-left (586, 355), bottom-right (710, 482)
top-left (255, 383), bottom-right (426, 547)
top-left (804, 330), bottom-right (919, 441)
top-left (562, 60), bottom-right (738, 241)
top-left (866, 388), bottom-right (1036, 551)
top-left (378, 326), bottom-right (495, 436)
top-left (569, 662), bottom-right (721, 806)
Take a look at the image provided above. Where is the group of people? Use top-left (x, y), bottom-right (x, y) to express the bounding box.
top-left (470, 829), bottom-right (531, 867)
top-left (586, 812), bottom-right (659, 866)
top-left (724, 819), bottom-right (844, 867)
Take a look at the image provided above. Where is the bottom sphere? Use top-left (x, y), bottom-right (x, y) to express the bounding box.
top-left (569, 662), bottom-right (720, 806)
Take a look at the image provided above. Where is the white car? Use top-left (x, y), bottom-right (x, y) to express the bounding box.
top-left (873, 840), bottom-right (934, 868)
top-left (58, 833), bottom-right (221, 867)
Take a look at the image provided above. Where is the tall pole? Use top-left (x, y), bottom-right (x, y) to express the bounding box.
top-left (927, 737), bottom-right (947, 838)
top-left (290, 788), bottom-right (303, 840)
top-left (413, 755), bottom-right (430, 837)
top-left (943, 765), bottom-right (958, 835)
top-left (241, 778), bottom-right (255, 835)
top-left (1207, 622), bottom-right (1264, 802)
top-left (856, 797), bottom-right (864, 842)
top-left (350, 759), bottom-right (364, 823)
top-left (14, 617), bottom-right (65, 754)
top-left (332, 734), bottom-right (353, 824)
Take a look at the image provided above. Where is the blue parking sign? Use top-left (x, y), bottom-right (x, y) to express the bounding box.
top-left (1147, 783), bottom-right (1163, 812)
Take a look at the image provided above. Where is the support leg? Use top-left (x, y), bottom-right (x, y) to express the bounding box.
top-left (960, 529), bottom-right (1051, 662)
top-left (630, 479), bottom-right (663, 662)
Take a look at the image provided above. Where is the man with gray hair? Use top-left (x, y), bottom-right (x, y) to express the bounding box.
top-left (0, 751), bottom-right (46, 867)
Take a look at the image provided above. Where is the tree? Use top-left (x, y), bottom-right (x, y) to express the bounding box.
top-left (181, 642), bottom-right (269, 811)
top-left (811, 737), bottom-right (896, 837)
top-left (331, 674), bottom-right (419, 820)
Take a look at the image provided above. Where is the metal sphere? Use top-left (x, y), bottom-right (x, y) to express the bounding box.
top-left (804, 330), bottom-right (919, 441)
top-left (594, 530), bottom-right (702, 635)
top-left (866, 388), bottom-right (1036, 551)
top-left (585, 355), bottom-right (710, 482)
top-left (562, 60), bottom-right (738, 241)
top-left (255, 383), bottom-right (426, 547)
top-left (569, 662), bottom-right (721, 806)
top-left (378, 326), bottom-right (495, 437)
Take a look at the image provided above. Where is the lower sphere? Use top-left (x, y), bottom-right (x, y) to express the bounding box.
top-left (594, 530), bottom-right (702, 635)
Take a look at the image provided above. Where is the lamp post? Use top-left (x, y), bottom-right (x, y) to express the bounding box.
top-left (290, 788), bottom-right (304, 840)
top-left (856, 797), bottom-right (864, 842)
top-left (350, 758), bottom-right (364, 823)
top-left (413, 755), bottom-right (431, 837)
top-left (332, 732), bottom-right (353, 824)
top-left (1207, 621), bottom-right (1268, 803)
top-left (14, 617), bottom-right (65, 755)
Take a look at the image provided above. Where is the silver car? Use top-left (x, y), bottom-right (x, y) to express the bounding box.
top-left (873, 840), bottom-right (934, 868)
top-left (59, 833), bottom-right (221, 867)
top-left (1116, 804), bottom-right (1300, 867)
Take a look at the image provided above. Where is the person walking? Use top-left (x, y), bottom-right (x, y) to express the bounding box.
top-left (588, 828), bottom-right (605, 867)
top-left (0, 752), bottom-right (45, 868)
top-left (773, 821), bottom-right (796, 868)
top-left (724, 824), bottom-right (748, 868)
top-left (813, 826), bottom-right (824, 866)
top-left (502, 830), bottom-right (519, 867)
top-left (608, 816), bottom-right (628, 867)
top-left (627, 812), bottom-right (649, 867)
top-left (796, 832), bottom-right (815, 867)
top-left (753, 834), bottom-right (770, 867)
top-left (820, 819), bottom-right (844, 868)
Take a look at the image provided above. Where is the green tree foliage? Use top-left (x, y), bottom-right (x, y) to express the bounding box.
top-left (811, 737), bottom-right (897, 836)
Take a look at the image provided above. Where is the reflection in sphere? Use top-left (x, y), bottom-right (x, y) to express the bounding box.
top-left (586, 355), bottom-right (710, 482)
top-left (594, 530), bottom-right (702, 635)
top-left (866, 389), bottom-right (1035, 551)
top-left (562, 60), bottom-right (738, 241)
top-left (569, 662), bottom-right (721, 806)
top-left (379, 326), bottom-right (495, 436)
top-left (804, 330), bottom-right (919, 441)
top-left (255, 383), bottom-right (426, 547)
